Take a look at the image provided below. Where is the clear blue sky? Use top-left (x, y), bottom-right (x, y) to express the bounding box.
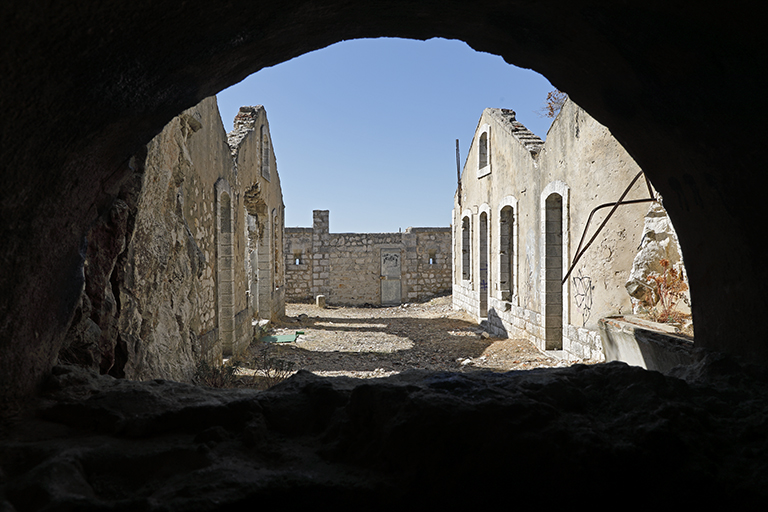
top-left (216, 37), bottom-right (556, 233)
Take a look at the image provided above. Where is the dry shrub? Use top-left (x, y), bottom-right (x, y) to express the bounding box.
top-left (646, 258), bottom-right (690, 324)
top-left (537, 90), bottom-right (567, 118)
top-left (193, 342), bottom-right (295, 390)
top-left (252, 343), bottom-right (295, 389)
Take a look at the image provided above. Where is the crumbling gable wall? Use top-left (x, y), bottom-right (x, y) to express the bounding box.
top-left (285, 210), bottom-right (451, 305)
top-left (60, 98), bottom-right (285, 381)
top-left (227, 106), bottom-right (286, 323)
top-left (453, 99), bottom-right (683, 361)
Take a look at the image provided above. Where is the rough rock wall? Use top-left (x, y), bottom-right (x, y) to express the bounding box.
top-left (4, 356), bottom-right (768, 509)
top-left (116, 110), bottom-right (212, 381)
top-left (59, 175), bottom-right (140, 375)
top-left (625, 201), bottom-right (691, 316)
top-left (61, 98), bottom-right (285, 381)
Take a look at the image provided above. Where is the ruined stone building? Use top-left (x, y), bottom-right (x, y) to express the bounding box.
top-left (4, 3), bottom-right (768, 508)
top-left (453, 98), bottom-right (686, 361)
top-left (61, 99), bottom-right (285, 381)
top-left (284, 210), bottom-right (451, 305)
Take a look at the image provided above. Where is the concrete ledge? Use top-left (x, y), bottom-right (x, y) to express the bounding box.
top-left (598, 316), bottom-right (695, 374)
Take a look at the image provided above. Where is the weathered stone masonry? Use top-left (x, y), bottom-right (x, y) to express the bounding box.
top-left (285, 210), bottom-right (451, 305)
top-left (60, 99), bottom-right (285, 382)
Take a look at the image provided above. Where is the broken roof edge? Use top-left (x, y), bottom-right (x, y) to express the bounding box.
top-left (226, 104), bottom-right (267, 155)
top-left (485, 108), bottom-right (545, 155)
top-left (460, 106), bottom-right (545, 180)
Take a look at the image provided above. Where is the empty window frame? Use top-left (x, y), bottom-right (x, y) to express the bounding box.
top-left (216, 181), bottom-right (235, 356)
top-left (477, 124), bottom-right (491, 178)
top-left (499, 205), bottom-right (514, 301)
top-left (462, 216), bottom-right (471, 280)
top-left (260, 125), bottom-right (270, 181)
top-left (544, 193), bottom-right (563, 350)
top-left (479, 211), bottom-right (489, 317)
top-left (479, 132), bottom-right (488, 168)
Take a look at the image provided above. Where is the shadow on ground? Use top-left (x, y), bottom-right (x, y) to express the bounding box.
top-left (254, 305), bottom-right (546, 375)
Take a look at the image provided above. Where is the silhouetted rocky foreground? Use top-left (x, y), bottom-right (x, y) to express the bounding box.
top-left (2, 354), bottom-right (767, 510)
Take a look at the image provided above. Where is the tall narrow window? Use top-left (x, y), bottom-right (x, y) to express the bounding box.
top-left (477, 125), bottom-right (491, 178)
top-left (220, 193), bottom-right (231, 234)
top-left (260, 125), bottom-right (270, 181)
top-left (545, 193), bottom-right (563, 350)
top-left (479, 212), bottom-right (489, 317)
top-left (272, 209), bottom-right (279, 289)
top-left (246, 212), bottom-right (259, 315)
top-left (479, 132), bottom-right (488, 169)
top-left (462, 216), bottom-right (471, 280)
top-left (499, 206), bottom-right (514, 301)
top-left (217, 188), bottom-right (235, 356)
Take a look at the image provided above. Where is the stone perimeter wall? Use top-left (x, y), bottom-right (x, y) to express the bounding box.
top-left (285, 211), bottom-right (451, 305)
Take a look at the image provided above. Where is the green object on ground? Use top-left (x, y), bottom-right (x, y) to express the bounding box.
top-left (262, 331), bottom-right (303, 343)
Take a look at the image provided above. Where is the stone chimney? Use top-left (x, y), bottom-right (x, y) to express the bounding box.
top-left (313, 210), bottom-right (329, 235)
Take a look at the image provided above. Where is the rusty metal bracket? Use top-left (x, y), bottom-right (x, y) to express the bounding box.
top-left (562, 171), bottom-right (656, 285)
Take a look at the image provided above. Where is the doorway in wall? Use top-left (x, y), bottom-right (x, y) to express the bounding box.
top-left (381, 249), bottom-right (402, 305)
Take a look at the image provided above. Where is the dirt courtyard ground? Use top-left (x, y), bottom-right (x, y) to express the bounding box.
top-left (254, 295), bottom-right (595, 379)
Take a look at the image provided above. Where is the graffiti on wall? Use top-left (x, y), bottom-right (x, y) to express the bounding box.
top-left (572, 268), bottom-right (594, 326)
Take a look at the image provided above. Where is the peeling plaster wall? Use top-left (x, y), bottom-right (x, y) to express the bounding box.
top-left (453, 99), bottom-right (683, 361)
top-left (285, 211), bottom-right (451, 305)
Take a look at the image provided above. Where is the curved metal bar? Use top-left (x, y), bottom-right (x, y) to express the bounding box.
top-left (562, 171), bottom-right (655, 285)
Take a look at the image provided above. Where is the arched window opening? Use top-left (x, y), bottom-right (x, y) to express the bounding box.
top-left (272, 208), bottom-right (281, 291)
top-left (246, 212), bottom-right (260, 315)
top-left (499, 205), bottom-right (514, 301)
top-left (479, 132), bottom-right (488, 169)
top-left (545, 193), bottom-right (563, 350)
top-left (479, 211), bottom-right (489, 317)
top-left (220, 193), bottom-right (231, 234)
top-left (260, 124), bottom-right (270, 181)
top-left (217, 187), bottom-right (235, 356)
top-left (462, 216), bottom-right (471, 280)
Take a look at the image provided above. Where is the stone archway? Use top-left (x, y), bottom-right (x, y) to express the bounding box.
top-left (1, 1), bottom-right (767, 403)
